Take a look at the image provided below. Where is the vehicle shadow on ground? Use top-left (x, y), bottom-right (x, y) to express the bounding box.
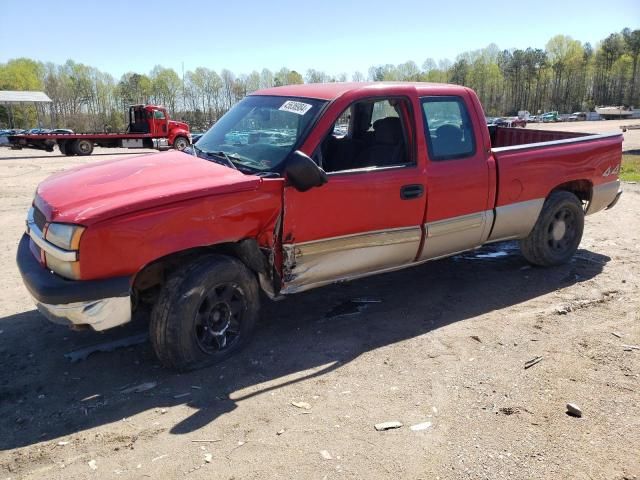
top-left (0, 244), bottom-right (610, 450)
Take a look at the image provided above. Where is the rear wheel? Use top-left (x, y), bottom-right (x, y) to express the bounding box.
top-left (173, 136), bottom-right (189, 151)
top-left (519, 191), bottom-right (584, 266)
top-left (149, 255), bottom-right (259, 371)
top-left (73, 139), bottom-right (94, 156)
top-left (59, 141), bottom-right (75, 156)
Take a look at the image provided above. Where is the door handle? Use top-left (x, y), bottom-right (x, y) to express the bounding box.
top-left (400, 184), bottom-right (424, 200)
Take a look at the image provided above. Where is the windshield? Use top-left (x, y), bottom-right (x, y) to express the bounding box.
top-left (195, 96), bottom-right (326, 172)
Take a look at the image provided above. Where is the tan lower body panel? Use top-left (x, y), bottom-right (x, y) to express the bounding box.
top-left (587, 180), bottom-right (621, 215)
top-left (488, 198), bottom-right (545, 242)
top-left (281, 227), bottom-right (422, 294)
top-left (281, 199), bottom-right (547, 294)
top-left (419, 210), bottom-right (494, 260)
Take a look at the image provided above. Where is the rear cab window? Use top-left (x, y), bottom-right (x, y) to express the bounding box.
top-left (421, 97), bottom-right (475, 161)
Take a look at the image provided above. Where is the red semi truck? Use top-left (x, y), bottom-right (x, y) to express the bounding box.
top-left (6, 104), bottom-right (191, 155)
top-left (17, 82), bottom-right (622, 370)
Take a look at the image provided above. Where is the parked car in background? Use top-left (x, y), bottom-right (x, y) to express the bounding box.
top-left (508, 117), bottom-right (527, 128)
top-left (191, 132), bottom-right (205, 144)
top-left (486, 117), bottom-right (509, 127)
top-left (568, 112), bottom-right (587, 122)
top-left (25, 128), bottom-right (52, 134)
top-left (541, 111), bottom-right (559, 122)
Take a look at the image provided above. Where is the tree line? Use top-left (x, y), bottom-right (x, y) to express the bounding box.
top-left (0, 27), bottom-right (638, 132)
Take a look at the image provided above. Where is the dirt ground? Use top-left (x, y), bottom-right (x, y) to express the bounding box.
top-left (0, 123), bottom-right (639, 480)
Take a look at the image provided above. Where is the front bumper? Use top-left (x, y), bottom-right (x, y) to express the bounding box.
top-left (17, 234), bottom-right (132, 331)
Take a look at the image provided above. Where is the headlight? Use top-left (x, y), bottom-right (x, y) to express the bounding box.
top-left (45, 254), bottom-right (81, 280)
top-left (42, 222), bottom-right (85, 280)
top-left (45, 223), bottom-right (85, 250)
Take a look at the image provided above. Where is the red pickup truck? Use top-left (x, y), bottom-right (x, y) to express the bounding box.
top-left (17, 82), bottom-right (623, 370)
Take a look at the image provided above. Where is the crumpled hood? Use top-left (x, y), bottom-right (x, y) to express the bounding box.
top-left (35, 150), bottom-right (262, 225)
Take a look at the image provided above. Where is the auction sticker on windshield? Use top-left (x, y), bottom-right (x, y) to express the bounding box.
top-left (279, 100), bottom-right (313, 116)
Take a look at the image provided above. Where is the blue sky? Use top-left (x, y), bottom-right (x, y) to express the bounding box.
top-left (1, 0), bottom-right (638, 78)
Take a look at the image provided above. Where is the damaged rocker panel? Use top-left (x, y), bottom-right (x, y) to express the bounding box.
top-left (281, 226), bottom-right (422, 293)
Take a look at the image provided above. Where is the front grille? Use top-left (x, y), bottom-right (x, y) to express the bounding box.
top-left (33, 206), bottom-right (47, 231)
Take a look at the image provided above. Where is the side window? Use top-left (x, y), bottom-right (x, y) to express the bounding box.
top-left (332, 108), bottom-right (351, 137)
top-left (370, 100), bottom-right (399, 128)
top-left (421, 97), bottom-right (475, 161)
top-left (153, 110), bottom-right (166, 120)
top-left (319, 98), bottom-right (412, 173)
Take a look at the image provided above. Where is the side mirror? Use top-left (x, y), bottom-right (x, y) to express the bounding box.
top-left (284, 150), bottom-right (328, 192)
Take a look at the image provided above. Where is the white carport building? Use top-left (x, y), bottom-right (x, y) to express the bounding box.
top-left (0, 90), bottom-right (53, 128)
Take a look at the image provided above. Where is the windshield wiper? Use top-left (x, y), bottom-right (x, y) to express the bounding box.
top-left (194, 147), bottom-right (263, 174)
top-left (210, 151), bottom-right (238, 170)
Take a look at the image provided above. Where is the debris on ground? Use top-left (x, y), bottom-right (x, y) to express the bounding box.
top-left (622, 344), bottom-right (640, 351)
top-left (499, 407), bottom-right (521, 416)
top-left (470, 335), bottom-right (482, 343)
top-left (120, 382), bottom-right (157, 394)
top-left (291, 401), bottom-right (311, 410)
top-left (276, 429), bottom-right (285, 435)
top-left (320, 450), bottom-right (333, 460)
top-left (524, 356), bottom-right (544, 369)
top-left (409, 421), bottom-right (432, 431)
top-left (57, 441), bottom-right (69, 446)
top-left (566, 403), bottom-right (583, 417)
top-left (611, 332), bottom-right (623, 338)
top-left (64, 332), bottom-right (149, 362)
top-left (151, 454), bottom-right (169, 462)
top-left (80, 394), bottom-right (102, 402)
top-left (191, 439), bottom-right (221, 443)
top-left (204, 453), bottom-right (212, 463)
top-left (325, 298), bottom-right (382, 318)
top-left (374, 421), bottom-right (403, 431)
top-left (88, 459), bottom-right (97, 470)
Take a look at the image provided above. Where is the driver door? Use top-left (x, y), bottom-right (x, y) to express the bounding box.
top-left (281, 94), bottom-right (427, 294)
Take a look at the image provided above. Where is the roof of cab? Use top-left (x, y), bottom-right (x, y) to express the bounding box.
top-left (251, 82), bottom-right (467, 101)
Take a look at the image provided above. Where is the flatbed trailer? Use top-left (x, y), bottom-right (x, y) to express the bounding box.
top-left (4, 104), bottom-right (191, 156)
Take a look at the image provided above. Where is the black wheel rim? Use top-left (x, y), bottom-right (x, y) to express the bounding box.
top-left (194, 283), bottom-right (245, 354)
top-left (546, 207), bottom-right (577, 253)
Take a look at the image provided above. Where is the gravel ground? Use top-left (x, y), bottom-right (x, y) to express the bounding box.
top-left (0, 131), bottom-right (638, 479)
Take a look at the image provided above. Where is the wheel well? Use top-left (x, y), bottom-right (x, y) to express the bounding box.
top-left (550, 180), bottom-right (592, 205)
top-left (132, 239), bottom-right (273, 307)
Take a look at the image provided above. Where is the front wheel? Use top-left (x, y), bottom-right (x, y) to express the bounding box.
top-left (149, 255), bottom-right (260, 371)
top-left (173, 136), bottom-right (189, 151)
top-left (519, 191), bottom-right (584, 266)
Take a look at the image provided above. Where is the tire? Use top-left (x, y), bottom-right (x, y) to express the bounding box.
top-left (519, 191), bottom-right (584, 267)
top-left (59, 141), bottom-right (76, 156)
top-left (73, 139), bottom-right (94, 156)
top-left (173, 136), bottom-right (189, 151)
top-left (149, 255), bottom-right (260, 371)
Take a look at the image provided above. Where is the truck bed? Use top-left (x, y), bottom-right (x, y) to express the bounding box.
top-left (489, 126), bottom-right (588, 148)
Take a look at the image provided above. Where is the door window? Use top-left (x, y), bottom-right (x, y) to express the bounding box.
top-left (421, 97), bottom-right (475, 161)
